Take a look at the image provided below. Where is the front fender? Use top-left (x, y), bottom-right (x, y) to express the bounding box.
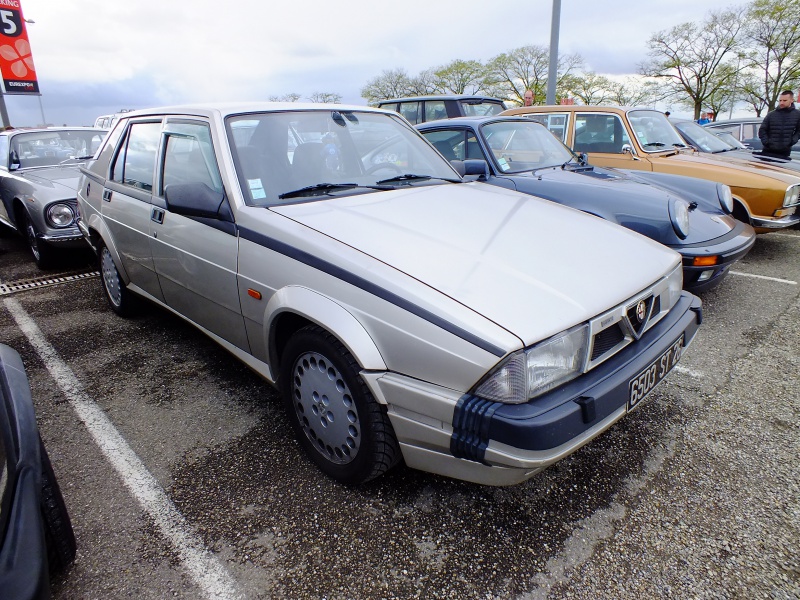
top-left (84, 214), bottom-right (131, 284)
top-left (265, 286), bottom-right (387, 375)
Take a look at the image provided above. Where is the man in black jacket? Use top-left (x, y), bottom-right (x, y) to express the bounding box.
top-left (758, 90), bottom-right (800, 158)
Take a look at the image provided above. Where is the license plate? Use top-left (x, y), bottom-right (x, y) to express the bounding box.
top-left (628, 335), bottom-right (684, 411)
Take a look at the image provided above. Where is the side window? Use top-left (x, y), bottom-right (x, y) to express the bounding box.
top-left (524, 113), bottom-right (569, 142)
top-left (465, 132), bottom-right (485, 160)
top-left (0, 136), bottom-right (8, 169)
top-left (741, 123), bottom-right (757, 140)
top-left (161, 121), bottom-right (223, 195)
top-left (424, 101), bottom-right (447, 123)
top-left (110, 121), bottom-right (161, 191)
top-left (574, 114), bottom-right (629, 154)
top-left (421, 129), bottom-right (465, 161)
top-left (710, 124), bottom-right (739, 138)
top-left (399, 102), bottom-right (421, 125)
top-left (379, 103), bottom-right (399, 114)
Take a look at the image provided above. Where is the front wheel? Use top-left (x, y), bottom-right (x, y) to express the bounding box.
top-left (280, 325), bottom-right (400, 485)
top-left (24, 212), bottom-right (55, 269)
top-left (99, 242), bottom-right (139, 317)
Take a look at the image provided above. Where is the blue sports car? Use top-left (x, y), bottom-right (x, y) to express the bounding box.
top-left (417, 116), bottom-right (756, 292)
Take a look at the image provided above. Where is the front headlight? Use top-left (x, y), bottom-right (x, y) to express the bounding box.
top-left (669, 198), bottom-right (690, 239)
top-left (717, 183), bottom-right (733, 214)
top-left (783, 184), bottom-right (800, 207)
top-left (46, 203), bottom-right (76, 227)
top-left (474, 325), bottom-right (589, 404)
top-left (665, 264), bottom-right (683, 310)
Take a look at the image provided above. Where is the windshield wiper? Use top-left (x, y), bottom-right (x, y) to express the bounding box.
top-left (672, 143), bottom-right (687, 148)
top-left (375, 173), bottom-right (433, 185)
top-left (279, 183), bottom-right (362, 199)
top-left (642, 142), bottom-right (666, 148)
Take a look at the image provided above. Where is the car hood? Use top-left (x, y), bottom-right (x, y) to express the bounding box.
top-left (660, 151), bottom-right (800, 186)
top-left (498, 166), bottom-right (736, 247)
top-left (704, 149), bottom-right (800, 174)
top-left (18, 166), bottom-right (83, 196)
top-left (269, 183), bottom-right (680, 346)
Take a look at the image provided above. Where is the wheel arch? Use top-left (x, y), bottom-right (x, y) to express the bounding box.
top-left (85, 218), bottom-right (131, 283)
top-left (731, 195), bottom-right (752, 225)
top-left (265, 286), bottom-right (387, 387)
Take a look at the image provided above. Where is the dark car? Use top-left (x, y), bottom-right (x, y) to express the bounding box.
top-left (0, 127), bottom-right (106, 268)
top-left (704, 117), bottom-right (800, 158)
top-left (674, 118), bottom-right (800, 175)
top-left (417, 116), bottom-right (755, 292)
top-left (0, 344), bottom-right (76, 599)
top-left (377, 95), bottom-right (506, 125)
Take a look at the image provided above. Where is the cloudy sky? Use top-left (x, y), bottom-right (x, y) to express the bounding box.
top-left (7, 0), bottom-right (740, 127)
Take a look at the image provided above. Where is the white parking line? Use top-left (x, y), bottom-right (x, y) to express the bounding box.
top-left (3, 297), bottom-right (243, 600)
top-left (729, 271), bottom-right (798, 285)
top-left (767, 232), bottom-right (800, 239)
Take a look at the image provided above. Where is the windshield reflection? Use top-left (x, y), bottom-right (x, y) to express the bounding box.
top-left (227, 110), bottom-right (460, 206)
top-left (628, 110), bottom-right (686, 152)
top-left (481, 121), bottom-right (574, 173)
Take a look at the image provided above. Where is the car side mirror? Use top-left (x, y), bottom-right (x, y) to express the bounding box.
top-left (578, 152), bottom-right (588, 165)
top-left (9, 150), bottom-right (19, 170)
top-left (449, 159), bottom-right (489, 180)
top-left (164, 182), bottom-right (233, 222)
top-left (621, 144), bottom-right (634, 155)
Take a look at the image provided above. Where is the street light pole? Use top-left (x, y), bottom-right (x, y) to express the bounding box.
top-left (546, 0), bottom-right (561, 105)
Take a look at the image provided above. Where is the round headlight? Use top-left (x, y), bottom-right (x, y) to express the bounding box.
top-left (670, 198), bottom-right (690, 239)
top-left (717, 184), bottom-right (733, 214)
top-left (47, 203), bottom-right (75, 228)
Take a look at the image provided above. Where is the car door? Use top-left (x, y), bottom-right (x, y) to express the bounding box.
top-left (102, 119), bottom-right (166, 302)
top-left (573, 112), bottom-right (643, 170)
top-left (149, 118), bottom-right (249, 352)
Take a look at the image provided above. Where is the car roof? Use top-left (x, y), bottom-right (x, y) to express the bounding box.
top-left (378, 95), bottom-right (505, 104)
top-left (416, 115), bottom-right (536, 128)
top-left (110, 102), bottom-right (394, 120)
top-left (705, 117), bottom-right (762, 126)
top-left (3, 126), bottom-right (106, 136)
top-left (503, 104), bottom-right (649, 115)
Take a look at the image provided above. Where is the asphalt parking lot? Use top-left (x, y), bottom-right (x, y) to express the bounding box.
top-left (1, 227), bottom-right (798, 600)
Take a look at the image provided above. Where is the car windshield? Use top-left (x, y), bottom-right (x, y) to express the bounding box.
top-left (715, 131), bottom-right (746, 149)
top-left (227, 110), bottom-right (460, 206)
top-left (459, 100), bottom-right (505, 117)
top-left (10, 130), bottom-right (106, 169)
top-left (480, 120), bottom-right (574, 172)
top-left (628, 110), bottom-right (686, 152)
top-left (673, 120), bottom-right (732, 153)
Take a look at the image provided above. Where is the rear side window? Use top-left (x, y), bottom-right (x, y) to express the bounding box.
top-left (398, 102), bottom-right (421, 125)
top-left (424, 101), bottom-right (447, 122)
top-left (111, 122), bottom-right (161, 192)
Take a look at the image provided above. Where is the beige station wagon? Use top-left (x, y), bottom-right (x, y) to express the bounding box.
top-left (502, 105), bottom-right (800, 232)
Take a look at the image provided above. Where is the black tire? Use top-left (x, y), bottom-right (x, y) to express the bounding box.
top-left (24, 211), bottom-right (55, 269)
top-left (280, 325), bottom-right (401, 485)
top-left (98, 242), bottom-right (139, 317)
top-left (39, 436), bottom-right (77, 574)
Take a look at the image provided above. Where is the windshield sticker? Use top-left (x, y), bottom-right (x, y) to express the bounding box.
top-left (248, 178), bottom-right (266, 200)
top-left (497, 157), bottom-right (510, 171)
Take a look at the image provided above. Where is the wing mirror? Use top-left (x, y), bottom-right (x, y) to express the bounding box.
top-left (451, 159), bottom-right (488, 180)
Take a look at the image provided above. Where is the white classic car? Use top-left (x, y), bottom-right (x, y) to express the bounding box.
top-left (76, 103), bottom-right (702, 486)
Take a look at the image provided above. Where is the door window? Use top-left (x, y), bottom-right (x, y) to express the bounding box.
top-left (111, 121), bottom-right (162, 191)
top-left (161, 122), bottom-right (223, 195)
top-left (574, 114), bottom-right (630, 154)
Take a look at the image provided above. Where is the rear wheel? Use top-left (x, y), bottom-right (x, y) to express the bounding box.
top-left (99, 242), bottom-right (139, 317)
top-left (280, 325), bottom-right (400, 484)
top-left (39, 436), bottom-right (76, 574)
top-left (24, 212), bottom-right (55, 268)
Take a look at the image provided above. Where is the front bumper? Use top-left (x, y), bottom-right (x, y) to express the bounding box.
top-left (372, 292), bottom-right (702, 486)
top-left (677, 220), bottom-right (756, 292)
top-left (39, 225), bottom-right (87, 249)
top-left (751, 206), bottom-right (800, 229)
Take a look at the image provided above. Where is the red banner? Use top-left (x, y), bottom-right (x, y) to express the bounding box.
top-left (0, 0), bottom-right (38, 94)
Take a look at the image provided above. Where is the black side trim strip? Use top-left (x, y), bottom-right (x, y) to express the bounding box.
top-left (451, 394), bottom-right (503, 463)
top-left (238, 226), bottom-right (505, 357)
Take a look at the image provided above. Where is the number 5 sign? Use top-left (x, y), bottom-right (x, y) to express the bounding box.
top-left (0, 0), bottom-right (39, 94)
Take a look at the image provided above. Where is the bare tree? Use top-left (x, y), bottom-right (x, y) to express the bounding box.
top-left (360, 68), bottom-right (414, 105)
top-left (308, 92), bottom-right (342, 104)
top-left (741, 0), bottom-right (800, 112)
top-left (432, 59), bottom-right (488, 95)
top-left (568, 72), bottom-right (614, 105)
top-left (268, 93), bottom-right (301, 102)
top-left (486, 45), bottom-right (583, 106)
top-left (640, 8), bottom-right (745, 119)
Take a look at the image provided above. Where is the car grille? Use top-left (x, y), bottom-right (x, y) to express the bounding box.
top-left (585, 275), bottom-right (673, 371)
